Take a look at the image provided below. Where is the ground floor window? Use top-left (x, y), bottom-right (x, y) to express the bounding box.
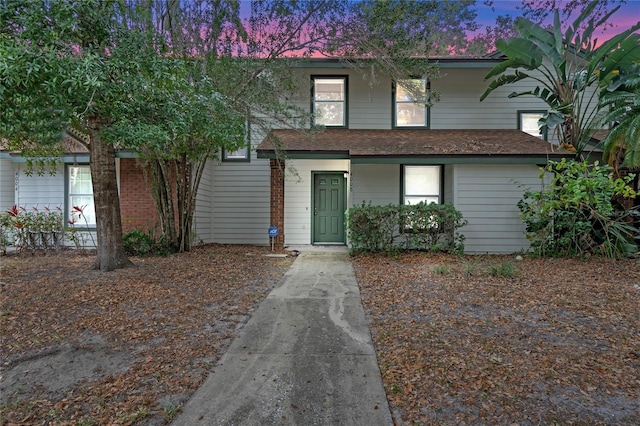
top-left (67, 165), bottom-right (96, 227)
top-left (402, 165), bottom-right (441, 205)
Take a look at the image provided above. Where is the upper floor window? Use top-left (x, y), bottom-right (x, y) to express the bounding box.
top-left (394, 78), bottom-right (429, 128)
top-left (67, 165), bottom-right (96, 227)
top-left (402, 165), bottom-right (441, 205)
top-left (223, 118), bottom-right (250, 162)
top-left (312, 76), bottom-right (347, 127)
top-left (519, 110), bottom-right (547, 140)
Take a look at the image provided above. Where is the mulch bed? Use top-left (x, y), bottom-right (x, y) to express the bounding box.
top-left (353, 252), bottom-right (640, 425)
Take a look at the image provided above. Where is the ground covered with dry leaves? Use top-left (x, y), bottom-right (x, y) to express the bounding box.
top-left (353, 253), bottom-right (640, 425)
top-left (2, 247), bottom-right (639, 425)
top-left (0, 245), bottom-right (292, 425)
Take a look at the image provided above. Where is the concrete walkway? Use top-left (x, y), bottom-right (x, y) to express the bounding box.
top-left (172, 250), bottom-right (392, 425)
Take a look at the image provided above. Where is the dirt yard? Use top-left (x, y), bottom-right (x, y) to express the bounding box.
top-left (0, 245), bottom-right (292, 425)
top-left (353, 252), bottom-right (640, 425)
top-left (1, 246), bottom-right (639, 425)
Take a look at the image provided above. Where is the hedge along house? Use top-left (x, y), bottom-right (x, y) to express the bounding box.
top-left (257, 57), bottom-right (574, 253)
top-left (1, 56), bottom-right (575, 253)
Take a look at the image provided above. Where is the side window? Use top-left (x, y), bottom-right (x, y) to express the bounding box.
top-left (394, 78), bottom-right (429, 128)
top-left (519, 110), bottom-right (547, 140)
top-left (223, 118), bottom-right (250, 162)
top-left (67, 165), bottom-right (96, 227)
top-left (402, 165), bottom-right (441, 205)
top-left (223, 145), bottom-right (249, 161)
top-left (312, 76), bottom-right (347, 127)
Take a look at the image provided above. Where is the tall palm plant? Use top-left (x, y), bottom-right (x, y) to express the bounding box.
top-left (480, 1), bottom-right (640, 155)
top-left (598, 64), bottom-right (640, 173)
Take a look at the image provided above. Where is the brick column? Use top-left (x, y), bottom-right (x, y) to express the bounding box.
top-left (270, 159), bottom-right (285, 251)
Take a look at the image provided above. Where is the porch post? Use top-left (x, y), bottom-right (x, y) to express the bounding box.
top-left (269, 159), bottom-right (285, 251)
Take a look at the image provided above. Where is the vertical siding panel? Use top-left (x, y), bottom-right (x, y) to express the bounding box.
top-left (350, 164), bottom-right (399, 206)
top-left (194, 160), bottom-right (214, 244)
top-left (296, 68), bottom-right (392, 130)
top-left (444, 164), bottom-right (454, 205)
top-left (432, 68), bottom-right (551, 130)
top-left (14, 163), bottom-right (65, 208)
top-left (211, 128), bottom-right (271, 245)
top-left (452, 164), bottom-right (542, 253)
top-left (0, 159), bottom-right (15, 211)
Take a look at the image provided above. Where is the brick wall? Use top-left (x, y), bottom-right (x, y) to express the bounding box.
top-left (270, 159), bottom-right (285, 250)
top-left (119, 158), bottom-right (159, 233)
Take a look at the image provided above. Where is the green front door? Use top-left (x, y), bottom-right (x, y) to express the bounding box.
top-left (313, 173), bottom-right (346, 244)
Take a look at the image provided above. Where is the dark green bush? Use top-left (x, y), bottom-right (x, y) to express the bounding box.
top-left (122, 229), bottom-right (174, 256)
top-left (517, 159), bottom-right (638, 259)
top-left (347, 202), bottom-right (467, 255)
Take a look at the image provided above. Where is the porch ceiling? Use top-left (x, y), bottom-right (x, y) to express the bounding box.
top-left (256, 129), bottom-right (573, 163)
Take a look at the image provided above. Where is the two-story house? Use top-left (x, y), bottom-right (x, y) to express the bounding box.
top-left (254, 57), bottom-right (570, 253)
top-left (0, 56), bottom-right (571, 253)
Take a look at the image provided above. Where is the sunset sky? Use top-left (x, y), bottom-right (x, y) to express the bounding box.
top-left (238, 0), bottom-right (639, 43)
top-left (475, 0), bottom-right (640, 40)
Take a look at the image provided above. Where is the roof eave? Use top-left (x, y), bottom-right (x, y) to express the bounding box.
top-left (256, 149), bottom-right (573, 164)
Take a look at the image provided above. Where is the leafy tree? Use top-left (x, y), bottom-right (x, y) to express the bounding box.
top-left (0, 0), bottom-right (135, 271)
top-left (100, 3), bottom-right (248, 253)
top-left (480, 1), bottom-right (640, 155)
top-left (598, 63), bottom-right (640, 172)
top-left (466, 0), bottom-right (626, 55)
top-left (518, 159), bottom-right (638, 258)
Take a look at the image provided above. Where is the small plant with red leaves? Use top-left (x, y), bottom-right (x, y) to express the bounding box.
top-left (1, 204), bottom-right (64, 252)
top-left (66, 205), bottom-right (96, 250)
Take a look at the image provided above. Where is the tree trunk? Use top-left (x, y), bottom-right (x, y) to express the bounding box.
top-left (145, 158), bottom-right (177, 249)
top-left (145, 154), bottom-right (207, 253)
top-left (87, 115), bottom-right (134, 271)
top-left (176, 156), bottom-right (207, 253)
top-left (176, 154), bottom-right (191, 252)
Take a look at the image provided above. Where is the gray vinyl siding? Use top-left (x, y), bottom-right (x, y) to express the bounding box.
top-left (350, 164), bottom-right (399, 206)
top-left (284, 159), bottom-right (350, 245)
top-left (443, 164), bottom-right (454, 204)
top-left (295, 68), bottom-right (391, 129)
top-left (13, 163), bottom-right (65, 208)
top-left (211, 129), bottom-right (271, 245)
top-left (295, 66), bottom-right (555, 132)
top-left (0, 159), bottom-right (15, 211)
top-left (193, 159), bottom-right (214, 244)
top-left (431, 68), bottom-right (550, 130)
top-left (451, 164), bottom-right (541, 253)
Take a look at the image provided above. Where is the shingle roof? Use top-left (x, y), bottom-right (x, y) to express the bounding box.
top-left (257, 129), bottom-right (571, 159)
top-left (1, 131), bottom-right (88, 154)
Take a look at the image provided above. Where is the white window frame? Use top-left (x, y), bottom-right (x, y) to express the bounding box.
top-left (518, 110), bottom-right (547, 140)
top-left (312, 76), bottom-right (347, 128)
top-left (394, 78), bottom-right (429, 128)
top-left (223, 117), bottom-right (250, 162)
top-left (402, 165), bottom-right (441, 205)
top-left (67, 165), bottom-right (96, 228)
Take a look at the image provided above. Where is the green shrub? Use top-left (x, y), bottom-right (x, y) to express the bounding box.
top-left (432, 264), bottom-right (451, 275)
top-left (488, 262), bottom-right (516, 277)
top-left (2, 205), bottom-right (64, 250)
top-left (347, 201), bottom-right (467, 254)
top-left (122, 229), bottom-right (174, 256)
top-left (518, 159), bottom-right (638, 259)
